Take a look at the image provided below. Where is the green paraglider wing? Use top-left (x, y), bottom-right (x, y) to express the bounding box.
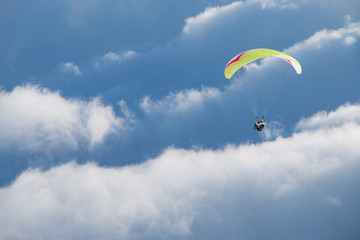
top-left (224, 48), bottom-right (302, 79)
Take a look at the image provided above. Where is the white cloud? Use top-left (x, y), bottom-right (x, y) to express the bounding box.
top-left (103, 52), bottom-right (121, 61)
top-left (344, 35), bottom-right (357, 45)
top-left (118, 100), bottom-right (135, 120)
top-left (182, 1), bottom-right (244, 35)
top-left (103, 51), bottom-right (136, 62)
top-left (250, 0), bottom-right (298, 9)
top-left (295, 102), bottom-right (360, 131)
top-left (94, 50), bottom-right (137, 68)
top-left (182, 0), bottom-right (298, 36)
top-left (83, 98), bottom-right (125, 147)
top-left (60, 62), bottom-right (82, 76)
top-left (1, 101), bottom-right (360, 239)
top-left (0, 85), bottom-right (131, 150)
top-left (140, 87), bottom-right (221, 115)
top-left (286, 20), bottom-right (360, 55)
top-left (261, 120), bottom-right (285, 140)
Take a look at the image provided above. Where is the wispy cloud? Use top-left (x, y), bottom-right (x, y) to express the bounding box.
top-left (60, 62), bottom-right (82, 76)
top-left (261, 120), bottom-right (285, 140)
top-left (94, 50), bottom-right (137, 68)
top-left (140, 87), bottom-right (221, 115)
top-left (247, 0), bottom-right (298, 9)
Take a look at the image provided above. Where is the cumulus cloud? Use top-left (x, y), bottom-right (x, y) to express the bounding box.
top-left (60, 62), bottom-right (82, 76)
top-left (1, 1), bottom-right (360, 238)
top-left (1, 101), bottom-right (360, 239)
top-left (0, 85), bottom-right (132, 150)
top-left (140, 87), bottom-right (221, 115)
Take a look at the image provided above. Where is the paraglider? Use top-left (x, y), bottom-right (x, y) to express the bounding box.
top-left (224, 48), bottom-right (302, 131)
top-left (254, 118), bottom-right (266, 131)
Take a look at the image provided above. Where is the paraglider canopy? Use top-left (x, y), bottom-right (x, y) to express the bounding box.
top-left (224, 48), bottom-right (302, 130)
top-left (224, 48), bottom-right (302, 79)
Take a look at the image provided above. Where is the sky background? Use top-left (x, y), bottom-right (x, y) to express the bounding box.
top-left (1, 0), bottom-right (360, 239)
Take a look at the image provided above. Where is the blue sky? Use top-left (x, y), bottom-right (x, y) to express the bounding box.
top-left (1, 0), bottom-right (360, 239)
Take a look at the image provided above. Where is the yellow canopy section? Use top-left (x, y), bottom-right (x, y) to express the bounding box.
top-left (224, 48), bottom-right (302, 79)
